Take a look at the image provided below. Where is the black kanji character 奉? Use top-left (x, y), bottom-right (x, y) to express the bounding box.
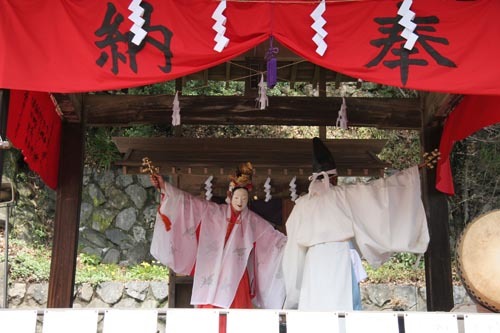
top-left (366, 3), bottom-right (456, 86)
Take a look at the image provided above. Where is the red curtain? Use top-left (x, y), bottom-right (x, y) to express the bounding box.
top-left (6, 90), bottom-right (61, 189)
top-left (2, 1), bottom-right (500, 190)
top-left (1, 0), bottom-right (500, 95)
top-left (436, 95), bottom-right (500, 195)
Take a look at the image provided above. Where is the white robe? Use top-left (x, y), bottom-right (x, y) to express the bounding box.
top-left (150, 184), bottom-right (287, 309)
top-left (282, 166), bottom-right (430, 311)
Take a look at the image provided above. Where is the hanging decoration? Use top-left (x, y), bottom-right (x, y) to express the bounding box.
top-left (310, 0), bottom-right (327, 56)
top-left (289, 176), bottom-right (298, 202)
top-left (212, 0), bottom-right (229, 52)
top-left (172, 91), bottom-right (181, 126)
top-left (398, 0), bottom-right (419, 50)
top-left (128, 0), bottom-right (147, 46)
top-left (3, 1), bottom-right (500, 95)
top-left (204, 175), bottom-right (214, 201)
top-left (264, 176), bottom-right (272, 202)
top-left (0, 136), bottom-right (11, 149)
top-left (336, 97), bottom-right (348, 129)
top-left (256, 74), bottom-right (269, 110)
top-left (265, 36), bottom-right (279, 88)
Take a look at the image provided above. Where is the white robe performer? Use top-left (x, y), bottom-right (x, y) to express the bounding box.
top-left (150, 182), bottom-right (287, 309)
top-left (282, 139), bottom-right (429, 311)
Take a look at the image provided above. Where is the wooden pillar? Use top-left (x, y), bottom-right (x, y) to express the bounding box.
top-left (318, 68), bottom-right (327, 139)
top-left (47, 120), bottom-right (85, 308)
top-left (421, 123), bottom-right (454, 311)
top-left (0, 90), bottom-right (10, 184)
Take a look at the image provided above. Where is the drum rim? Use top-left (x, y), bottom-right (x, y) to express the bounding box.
top-left (456, 209), bottom-right (500, 313)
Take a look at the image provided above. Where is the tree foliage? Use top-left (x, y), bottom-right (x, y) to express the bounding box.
top-left (447, 124), bottom-right (500, 248)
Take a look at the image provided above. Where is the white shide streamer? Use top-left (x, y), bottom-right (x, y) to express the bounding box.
top-left (172, 91), bottom-right (181, 126)
top-left (264, 177), bottom-right (272, 202)
top-left (398, 0), bottom-right (419, 50)
top-left (336, 97), bottom-right (348, 129)
top-left (212, 0), bottom-right (229, 52)
top-left (310, 0), bottom-right (328, 56)
top-left (128, 0), bottom-right (147, 46)
top-left (204, 175), bottom-right (214, 201)
top-left (289, 176), bottom-right (298, 202)
top-left (256, 74), bottom-right (269, 110)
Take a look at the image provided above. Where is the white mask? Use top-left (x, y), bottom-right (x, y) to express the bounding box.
top-left (231, 188), bottom-right (249, 212)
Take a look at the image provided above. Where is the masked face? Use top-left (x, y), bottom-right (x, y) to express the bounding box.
top-left (231, 188), bottom-right (249, 212)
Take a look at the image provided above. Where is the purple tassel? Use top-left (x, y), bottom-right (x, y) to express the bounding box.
top-left (266, 36), bottom-right (279, 88)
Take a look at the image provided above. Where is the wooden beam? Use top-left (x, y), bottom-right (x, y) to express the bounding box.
top-left (112, 137), bottom-right (389, 180)
top-left (47, 121), bottom-right (85, 308)
top-left (421, 124), bottom-right (454, 311)
top-left (52, 93), bottom-right (82, 123)
top-left (421, 92), bottom-right (459, 127)
top-left (84, 95), bottom-right (421, 129)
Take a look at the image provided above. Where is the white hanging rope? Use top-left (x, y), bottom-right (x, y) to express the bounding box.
top-left (264, 176), bottom-right (272, 202)
top-left (172, 91), bottom-right (181, 126)
top-left (204, 175), bottom-right (214, 201)
top-left (289, 176), bottom-right (298, 202)
top-left (0, 136), bottom-right (10, 149)
top-left (256, 74), bottom-right (269, 110)
top-left (336, 97), bottom-right (348, 129)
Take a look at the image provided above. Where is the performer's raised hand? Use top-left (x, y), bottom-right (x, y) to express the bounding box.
top-left (150, 174), bottom-right (165, 190)
top-left (140, 157), bottom-right (163, 190)
top-left (419, 149), bottom-right (441, 170)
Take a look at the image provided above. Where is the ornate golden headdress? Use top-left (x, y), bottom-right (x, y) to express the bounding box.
top-left (228, 162), bottom-right (254, 192)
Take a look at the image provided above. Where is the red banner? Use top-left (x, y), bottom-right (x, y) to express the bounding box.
top-left (0, 0), bottom-right (500, 95)
top-left (436, 95), bottom-right (500, 195)
top-left (6, 90), bottom-right (62, 189)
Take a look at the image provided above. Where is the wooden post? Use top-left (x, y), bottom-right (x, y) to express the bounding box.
top-left (421, 123), bottom-right (454, 311)
top-left (0, 90), bottom-right (10, 184)
top-left (47, 120), bottom-right (85, 308)
top-left (318, 67), bottom-right (327, 139)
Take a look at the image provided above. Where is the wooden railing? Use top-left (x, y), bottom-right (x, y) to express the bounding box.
top-left (0, 308), bottom-right (499, 333)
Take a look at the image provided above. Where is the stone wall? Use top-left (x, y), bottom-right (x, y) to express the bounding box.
top-left (79, 168), bottom-right (160, 265)
top-left (6, 281), bottom-right (473, 311)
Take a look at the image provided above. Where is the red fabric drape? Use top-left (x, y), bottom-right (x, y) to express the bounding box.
top-left (3, 1), bottom-right (500, 190)
top-left (6, 90), bottom-right (61, 189)
top-left (1, 0), bottom-right (500, 94)
top-left (436, 95), bottom-right (500, 195)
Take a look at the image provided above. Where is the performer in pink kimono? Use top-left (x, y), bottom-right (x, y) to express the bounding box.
top-left (150, 162), bottom-right (286, 309)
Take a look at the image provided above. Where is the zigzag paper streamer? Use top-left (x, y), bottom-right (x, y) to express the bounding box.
top-left (336, 97), bottom-right (348, 129)
top-left (398, 0), bottom-right (419, 50)
top-left (172, 91), bottom-right (181, 126)
top-left (128, 0), bottom-right (147, 46)
top-left (204, 175), bottom-right (214, 201)
top-left (212, 0), bottom-right (229, 52)
top-left (310, 0), bottom-right (328, 56)
top-left (289, 176), bottom-right (298, 202)
top-left (256, 74), bottom-right (268, 110)
top-left (264, 177), bottom-right (272, 202)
